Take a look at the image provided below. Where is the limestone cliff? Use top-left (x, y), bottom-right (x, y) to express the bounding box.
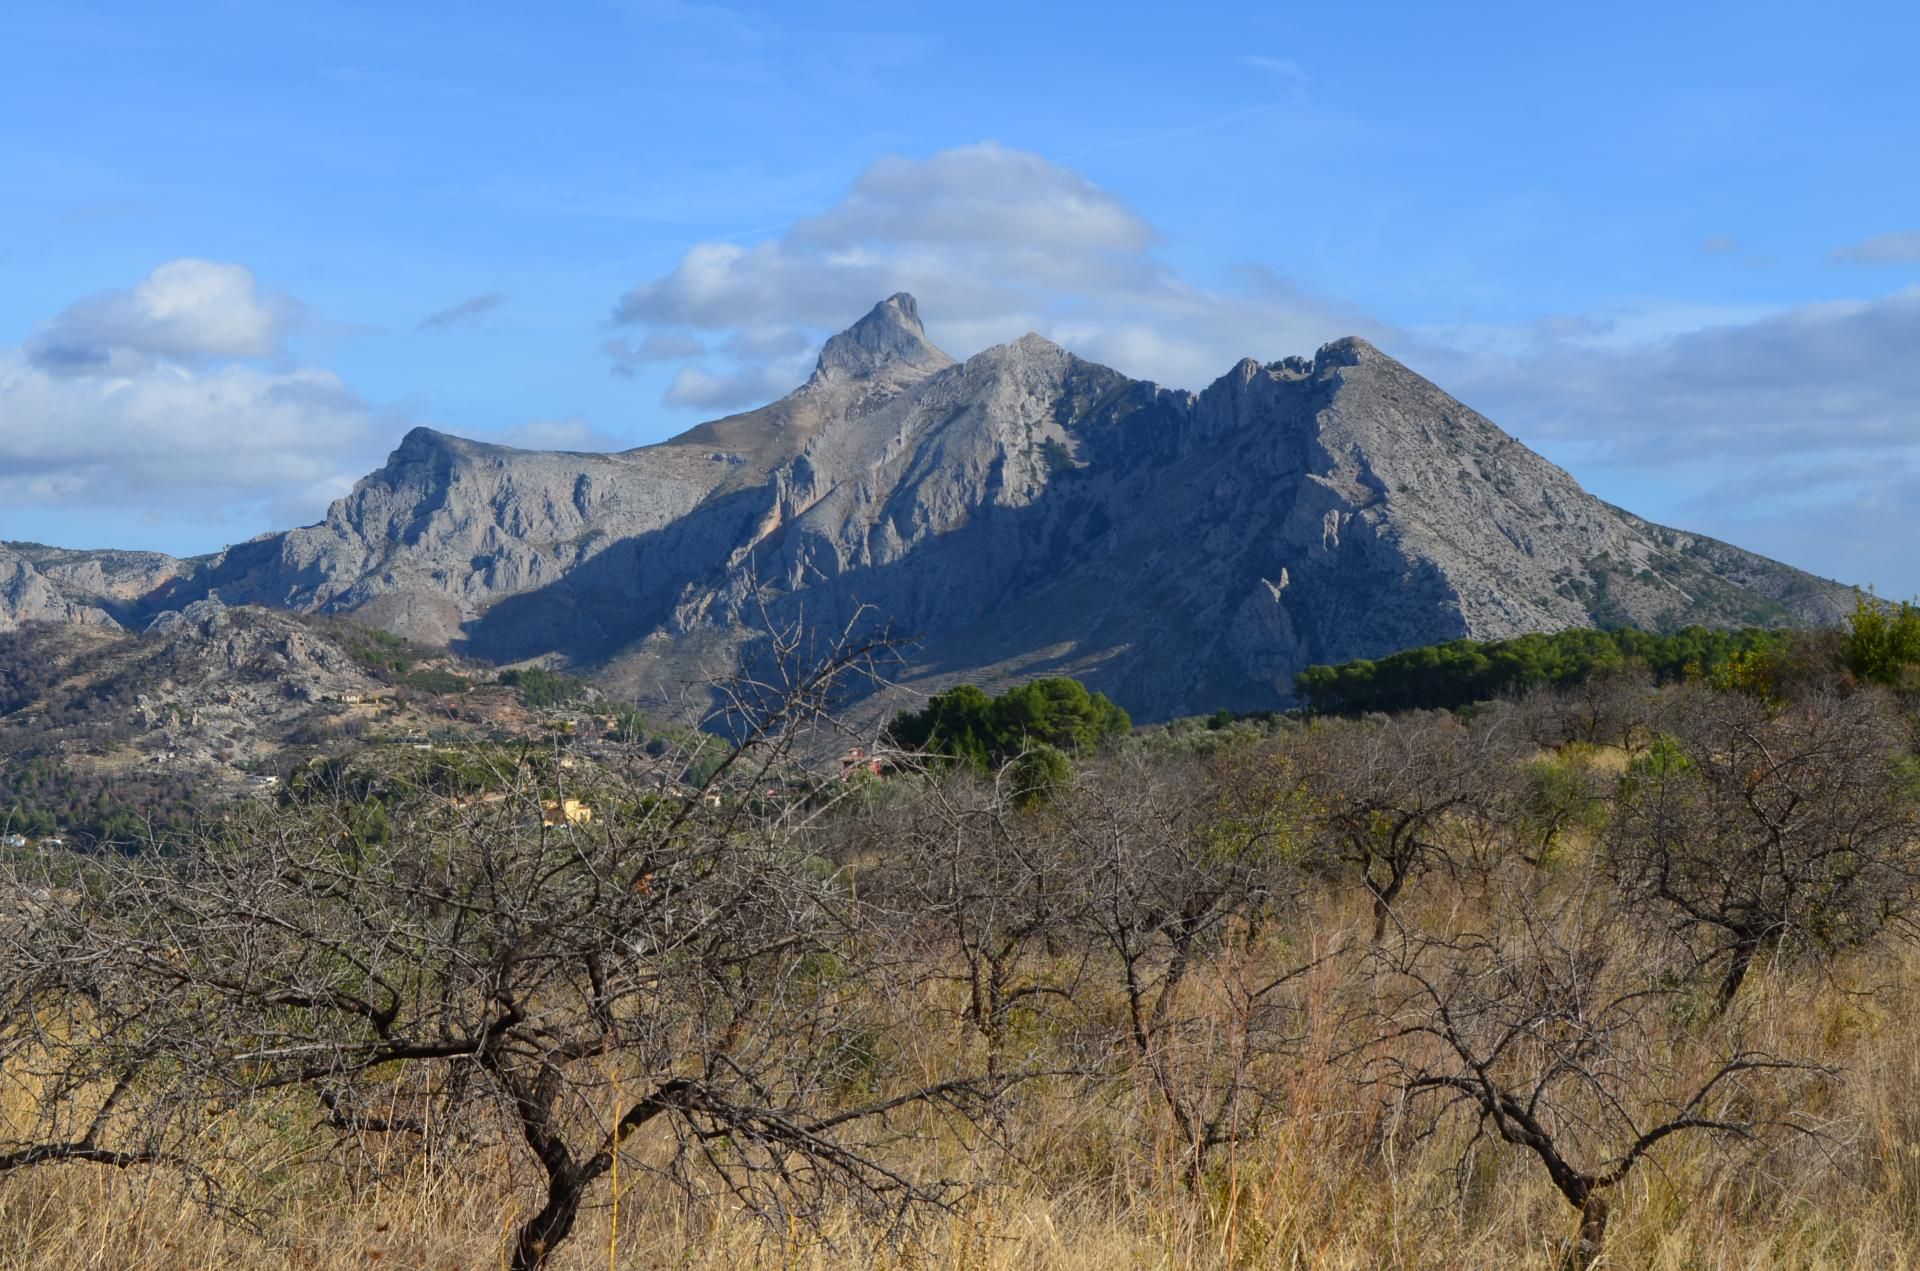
top-left (6, 296), bottom-right (1859, 719)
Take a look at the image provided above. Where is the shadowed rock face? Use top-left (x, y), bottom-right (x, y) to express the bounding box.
top-left (3, 296), bottom-right (1860, 720)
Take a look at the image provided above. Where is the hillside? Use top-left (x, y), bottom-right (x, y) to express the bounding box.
top-left (0, 598), bottom-right (617, 839)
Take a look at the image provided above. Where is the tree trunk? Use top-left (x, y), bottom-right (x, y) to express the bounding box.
top-left (1563, 1193), bottom-right (1609, 1270)
top-left (512, 1166), bottom-right (587, 1271)
top-left (1368, 871), bottom-right (1404, 942)
top-left (1551, 1198), bottom-right (1612, 1271)
top-left (1716, 938), bottom-right (1760, 1013)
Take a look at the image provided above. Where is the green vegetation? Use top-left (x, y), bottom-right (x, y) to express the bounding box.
top-left (0, 753), bottom-right (200, 847)
top-left (885, 676), bottom-right (1131, 774)
top-left (1294, 625), bottom-right (1793, 714)
top-left (1841, 595), bottom-right (1920, 686)
top-left (401, 667), bottom-right (472, 695)
top-left (496, 665), bottom-right (591, 708)
top-left (339, 624), bottom-right (426, 678)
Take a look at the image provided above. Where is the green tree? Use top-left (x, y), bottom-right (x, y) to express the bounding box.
top-left (886, 677), bottom-right (1131, 775)
top-left (1841, 595), bottom-right (1920, 686)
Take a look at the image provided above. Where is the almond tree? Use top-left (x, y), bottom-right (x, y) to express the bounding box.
top-left (1290, 710), bottom-right (1510, 939)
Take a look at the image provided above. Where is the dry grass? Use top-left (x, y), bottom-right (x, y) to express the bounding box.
top-left (7, 888), bottom-right (1920, 1271)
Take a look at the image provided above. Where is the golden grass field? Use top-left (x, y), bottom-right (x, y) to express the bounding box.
top-left (7, 880), bottom-right (1920, 1271)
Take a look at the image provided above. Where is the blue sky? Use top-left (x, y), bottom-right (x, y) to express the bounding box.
top-left (4, 0), bottom-right (1918, 595)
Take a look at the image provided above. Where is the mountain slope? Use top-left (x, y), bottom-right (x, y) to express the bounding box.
top-left (9, 295), bottom-right (1858, 721)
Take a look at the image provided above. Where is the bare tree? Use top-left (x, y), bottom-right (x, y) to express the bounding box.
top-left (1371, 872), bottom-right (1829, 1267)
top-left (1061, 749), bottom-right (1329, 1182)
top-left (0, 620), bottom-right (999, 1270)
top-left (1513, 664), bottom-right (1659, 752)
top-left (1290, 710), bottom-right (1510, 940)
top-left (1607, 685), bottom-right (1920, 1010)
top-left (0, 881), bottom-right (205, 1185)
top-left (855, 764), bottom-right (1090, 1081)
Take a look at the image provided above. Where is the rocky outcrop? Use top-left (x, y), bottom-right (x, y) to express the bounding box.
top-left (0, 542), bottom-right (191, 633)
top-left (2, 549), bottom-right (111, 632)
top-left (7, 296), bottom-right (1862, 720)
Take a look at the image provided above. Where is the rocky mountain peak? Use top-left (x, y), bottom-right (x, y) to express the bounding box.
top-left (811, 292), bottom-right (955, 383)
top-left (392, 425), bottom-right (496, 463)
top-left (1313, 335), bottom-right (1379, 369)
top-left (6, 294), bottom-right (1860, 727)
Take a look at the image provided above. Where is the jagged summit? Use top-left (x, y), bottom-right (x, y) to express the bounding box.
top-left (391, 425), bottom-right (481, 459)
top-left (4, 295), bottom-right (1859, 722)
top-left (811, 292), bottom-right (954, 383)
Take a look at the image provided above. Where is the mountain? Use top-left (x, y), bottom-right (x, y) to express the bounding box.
top-left (1, 542), bottom-right (190, 633)
top-left (2, 294), bottom-right (1858, 721)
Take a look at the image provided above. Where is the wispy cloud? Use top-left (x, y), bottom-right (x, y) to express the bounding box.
top-left (1426, 286), bottom-right (1920, 463)
top-left (1830, 230), bottom-right (1920, 265)
top-left (477, 417), bottom-right (626, 451)
top-left (1244, 55), bottom-right (1310, 98)
top-left (418, 292), bottom-right (506, 330)
top-left (600, 330), bottom-right (707, 377)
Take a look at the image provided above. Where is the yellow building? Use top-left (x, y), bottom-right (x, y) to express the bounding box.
top-left (540, 798), bottom-right (594, 827)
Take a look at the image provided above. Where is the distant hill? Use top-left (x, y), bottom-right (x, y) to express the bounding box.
top-left (1, 294), bottom-right (1857, 722)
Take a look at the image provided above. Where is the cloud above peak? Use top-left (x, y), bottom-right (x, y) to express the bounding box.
top-left (791, 142), bottom-right (1156, 258)
top-left (26, 258), bottom-right (290, 374)
top-left (608, 141), bottom-right (1371, 398)
top-left (605, 143), bottom-right (1920, 593)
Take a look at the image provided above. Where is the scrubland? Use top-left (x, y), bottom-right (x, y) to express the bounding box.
top-left (6, 647), bottom-right (1920, 1269)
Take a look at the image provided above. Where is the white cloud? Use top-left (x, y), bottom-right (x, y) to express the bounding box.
top-left (1, 261), bottom-right (375, 527)
top-left (1426, 286), bottom-right (1920, 461)
top-left (663, 360), bottom-right (814, 411)
top-left (0, 351), bottom-right (373, 507)
top-left (792, 143), bottom-right (1157, 258)
top-left (609, 141), bottom-right (1371, 398)
top-left (721, 326), bottom-right (814, 359)
top-left (601, 330), bottom-right (708, 377)
top-left (26, 258), bottom-right (290, 373)
top-left (1830, 230), bottom-right (1920, 265)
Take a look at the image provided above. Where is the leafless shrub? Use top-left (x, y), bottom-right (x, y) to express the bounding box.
top-left (1, 618), bottom-right (1000, 1270)
top-left (1288, 710), bottom-right (1512, 939)
top-left (1607, 685), bottom-right (1920, 1010)
top-left (1370, 870), bottom-right (1832, 1267)
top-left (1513, 664), bottom-right (1659, 751)
top-left (854, 765), bottom-right (1092, 1081)
top-left (1053, 749), bottom-right (1330, 1182)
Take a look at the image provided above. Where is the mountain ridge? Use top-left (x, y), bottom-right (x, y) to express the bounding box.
top-left (1, 296), bottom-right (1858, 720)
